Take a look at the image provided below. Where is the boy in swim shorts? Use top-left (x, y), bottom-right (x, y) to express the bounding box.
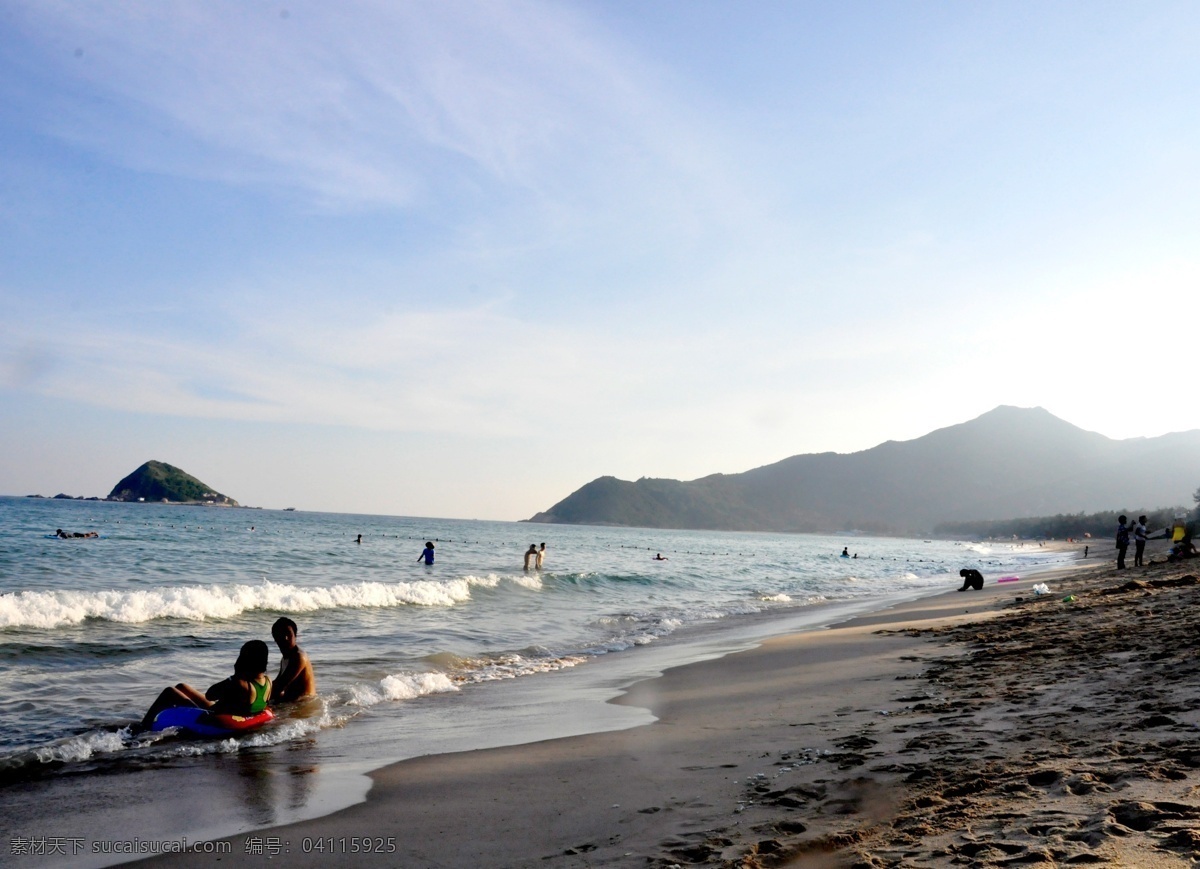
top-left (270, 617), bottom-right (317, 704)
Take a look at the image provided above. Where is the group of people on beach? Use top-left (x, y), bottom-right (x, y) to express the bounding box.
top-left (1114, 515), bottom-right (1150, 569)
top-left (139, 617), bottom-right (316, 730)
top-left (1112, 514), bottom-right (1197, 569)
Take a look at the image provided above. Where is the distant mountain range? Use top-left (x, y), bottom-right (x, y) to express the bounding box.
top-left (528, 406), bottom-right (1200, 534)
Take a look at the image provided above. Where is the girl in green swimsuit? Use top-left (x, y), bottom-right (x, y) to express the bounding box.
top-left (140, 640), bottom-right (272, 729)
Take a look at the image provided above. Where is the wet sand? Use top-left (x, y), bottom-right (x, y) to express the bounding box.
top-left (135, 542), bottom-right (1200, 867)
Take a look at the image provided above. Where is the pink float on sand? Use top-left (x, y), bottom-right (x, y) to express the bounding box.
top-left (997, 576), bottom-right (1020, 583)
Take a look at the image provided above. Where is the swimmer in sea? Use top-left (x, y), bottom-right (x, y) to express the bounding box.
top-left (536, 543), bottom-right (546, 569)
top-left (270, 617), bottom-right (316, 704)
top-left (653, 553), bottom-right (668, 561)
top-left (418, 541), bottom-right (435, 565)
top-left (140, 640), bottom-right (271, 730)
top-left (523, 544), bottom-right (538, 570)
top-left (841, 547), bottom-right (849, 557)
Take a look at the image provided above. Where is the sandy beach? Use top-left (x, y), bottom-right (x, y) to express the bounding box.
top-left (132, 541), bottom-right (1200, 868)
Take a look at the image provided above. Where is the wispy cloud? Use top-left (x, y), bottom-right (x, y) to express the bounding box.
top-left (10, 1), bottom-right (722, 215)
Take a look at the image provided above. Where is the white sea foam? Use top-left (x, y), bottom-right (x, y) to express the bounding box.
top-left (452, 653), bottom-right (587, 682)
top-left (31, 729), bottom-right (128, 764)
top-left (345, 672), bottom-right (458, 707)
top-left (0, 576), bottom-right (501, 629)
top-left (760, 593), bottom-right (792, 602)
top-left (165, 738), bottom-right (241, 757)
top-left (461, 574), bottom-right (502, 589)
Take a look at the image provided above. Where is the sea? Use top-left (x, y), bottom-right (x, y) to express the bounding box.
top-left (0, 496), bottom-right (1076, 865)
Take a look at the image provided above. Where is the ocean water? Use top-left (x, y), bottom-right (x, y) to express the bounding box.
top-left (0, 496), bottom-right (1074, 859)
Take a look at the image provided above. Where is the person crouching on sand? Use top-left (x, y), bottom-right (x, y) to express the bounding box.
top-left (270, 617), bottom-right (316, 704)
top-left (957, 568), bottom-right (984, 591)
top-left (140, 640), bottom-right (271, 730)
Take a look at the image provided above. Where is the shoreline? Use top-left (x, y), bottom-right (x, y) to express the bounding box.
top-left (0, 532), bottom-right (1077, 869)
top-left (118, 552), bottom-right (1162, 867)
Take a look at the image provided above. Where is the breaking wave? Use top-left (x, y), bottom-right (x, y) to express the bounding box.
top-left (0, 575), bottom-right (517, 630)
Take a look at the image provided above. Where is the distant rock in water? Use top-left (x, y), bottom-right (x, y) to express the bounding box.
top-left (108, 461), bottom-right (239, 506)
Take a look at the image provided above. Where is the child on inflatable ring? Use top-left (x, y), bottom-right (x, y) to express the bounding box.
top-left (140, 640), bottom-right (271, 731)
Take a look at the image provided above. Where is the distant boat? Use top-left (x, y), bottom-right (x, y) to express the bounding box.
top-left (284, 507), bottom-right (296, 512)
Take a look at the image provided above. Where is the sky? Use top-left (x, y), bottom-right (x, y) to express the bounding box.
top-left (1, 1), bottom-right (1199, 519)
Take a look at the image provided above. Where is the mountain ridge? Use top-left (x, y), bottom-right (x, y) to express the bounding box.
top-left (528, 407), bottom-right (1200, 534)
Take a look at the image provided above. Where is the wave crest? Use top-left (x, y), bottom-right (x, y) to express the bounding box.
top-left (0, 577), bottom-right (500, 629)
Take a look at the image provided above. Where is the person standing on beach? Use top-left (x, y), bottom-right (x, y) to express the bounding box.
top-left (536, 543), bottom-right (546, 569)
top-left (1134, 515), bottom-right (1148, 567)
top-left (418, 541), bottom-right (435, 565)
top-left (523, 544), bottom-right (538, 570)
top-left (1115, 515), bottom-right (1130, 570)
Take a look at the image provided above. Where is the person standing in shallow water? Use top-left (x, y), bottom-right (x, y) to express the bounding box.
top-left (536, 543), bottom-right (546, 570)
top-left (523, 544), bottom-right (538, 570)
top-left (418, 541), bottom-right (435, 565)
top-left (1115, 515), bottom-right (1130, 570)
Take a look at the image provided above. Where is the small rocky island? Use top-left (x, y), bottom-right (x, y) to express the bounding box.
top-left (107, 461), bottom-right (239, 506)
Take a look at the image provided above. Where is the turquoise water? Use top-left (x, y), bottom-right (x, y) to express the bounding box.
top-left (0, 495), bottom-right (1072, 782)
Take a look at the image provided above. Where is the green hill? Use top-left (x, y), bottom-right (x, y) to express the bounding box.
top-left (108, 461), bottom-right (238, 505)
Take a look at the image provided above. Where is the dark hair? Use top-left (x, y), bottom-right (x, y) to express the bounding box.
top-left (1118, 515), bottom-right (1127, 523)
top-left (234, 640), bottom-right (269, 677)
top-left (272, 617), bottom-right (298, 636)
top-left (425, 541), bottom-right (434, 548)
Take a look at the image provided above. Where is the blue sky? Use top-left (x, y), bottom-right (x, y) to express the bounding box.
top-left (2, 1), bottom-right (1198, 519)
